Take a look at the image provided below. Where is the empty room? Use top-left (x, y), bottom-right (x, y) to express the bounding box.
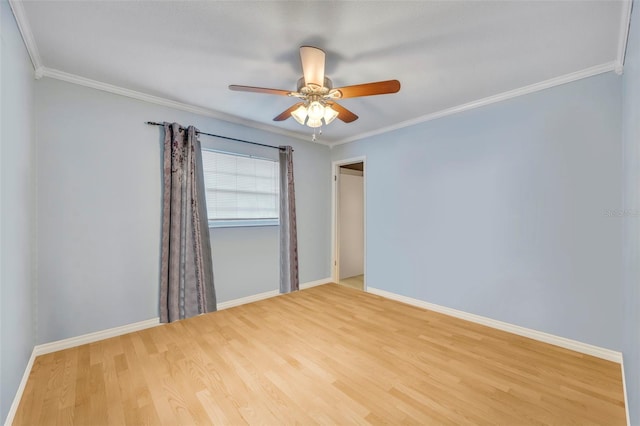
top-left (1, 0), bottom-right (639, 424)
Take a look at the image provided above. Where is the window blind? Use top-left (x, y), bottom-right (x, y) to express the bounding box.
top-left (201, 150), bottom-right (279, 221)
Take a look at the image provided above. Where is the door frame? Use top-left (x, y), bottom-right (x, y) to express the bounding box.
top-left (331, 156), bottom-right (367, 290)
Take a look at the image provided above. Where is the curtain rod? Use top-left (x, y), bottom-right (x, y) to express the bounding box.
top-left (145, 121), bottom-right (282, 150)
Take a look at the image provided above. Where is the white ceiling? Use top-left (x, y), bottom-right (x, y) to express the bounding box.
top-left (12, 1), bottom-right (630, 145)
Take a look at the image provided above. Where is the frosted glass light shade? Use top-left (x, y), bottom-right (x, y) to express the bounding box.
top-left (290, 100), bottom-right (339, 129)
top-left (291, 105), bottom-right (308, 125)
top-left (307, 101), bottom-right (325, 120)
top-left (306, 118), bottom-right (323, 128)
top-left (323, 105), bottom-right (339, 125)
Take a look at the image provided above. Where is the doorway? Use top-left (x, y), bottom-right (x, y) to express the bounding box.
top-left (332, 157), bottom-right (366, 291)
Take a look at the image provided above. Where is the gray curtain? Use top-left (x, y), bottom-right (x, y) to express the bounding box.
top-left (279, 146), bottom-right (299, 293)
top-left (160, 123), bottom-right (216, 323)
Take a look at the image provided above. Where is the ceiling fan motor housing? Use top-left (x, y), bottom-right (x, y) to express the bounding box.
top-left (297, 77), bottom-right (333, 95)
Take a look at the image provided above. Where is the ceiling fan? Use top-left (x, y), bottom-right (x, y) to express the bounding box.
top-left (229, 46), bottom-right (401, 130)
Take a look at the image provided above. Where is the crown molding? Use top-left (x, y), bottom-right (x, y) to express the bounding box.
top-left (37, 67), bottom-right (313, 143)
top-left (37, 61), bottom-right (620, 149)
top-left (38, 61), bottom-right (620, 149)
top-left (330, 61), bottom-right (618, 147)
top-left (10, 0), bottom-right (629, 148)
top-left (8, 0), bottom-right (42, 70)
top-left (8, 0), bottom-right (318, 144)
top-left (615, 0), bottom-right (633, 75)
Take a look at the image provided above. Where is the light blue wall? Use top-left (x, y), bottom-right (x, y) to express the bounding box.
top-left (0, 0), bottom-right (36, 422)
top-left (622, 1), bottom-right (640, 423)
top-left (332, 72), bottom-right (624, 351)
top-left (210, 226), bottom-right (278, 302)
top-left (35, 78), bottom-right (331, 344)
top-left (5, 5), bottom-right (634, 422)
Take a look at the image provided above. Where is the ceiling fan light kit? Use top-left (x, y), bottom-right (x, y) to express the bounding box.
top-left (291, 97), bottom-right (339, 128)
top-left (229, 46), bottom-right (401, 139)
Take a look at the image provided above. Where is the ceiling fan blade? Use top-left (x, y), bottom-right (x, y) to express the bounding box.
top-left (327, 101), bottom-right (358, 123)
top-left (273, 102), bottom-right (304, 121)
top-left (300, 46), bottom-right (325, 87)
top-left (229, 85), bottom-right (292, 96)
top-left (332, 80), bottom-right (401, 99)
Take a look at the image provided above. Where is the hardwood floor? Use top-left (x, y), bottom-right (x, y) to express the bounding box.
top-left (339, 274), bottom-right (364, 291)
top-left (14, 284), bottom-right (626, 425)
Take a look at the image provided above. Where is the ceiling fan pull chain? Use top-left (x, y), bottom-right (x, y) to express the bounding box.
top-left (311, 125), bottom-right (323, 142)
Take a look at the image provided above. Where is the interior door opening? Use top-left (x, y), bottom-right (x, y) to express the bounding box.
top-left (335, 160), bottom-right (365, 291)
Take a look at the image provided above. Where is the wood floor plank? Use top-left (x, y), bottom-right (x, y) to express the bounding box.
top-left (13, 284), bottom-right (626, 425)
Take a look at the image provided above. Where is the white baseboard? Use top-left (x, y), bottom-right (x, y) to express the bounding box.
top-left (34, 318), bottom-right (161, 356)
top-left (4, 350), bottom-right (36, 426)
top-left (300, 277), bottom-right (332, 289)
top-left (217, 278), bottom-right (332, 310)
top-left (5, 284), bottom-right (627, 425)
top-left (217, 290), bottom-right (280, 310)
top-left (5, 317), bottom-right (160, 426)
top-left (367, 287), bottom-right (623, 363)
top-left (622, 357), bottom-right (631, 426)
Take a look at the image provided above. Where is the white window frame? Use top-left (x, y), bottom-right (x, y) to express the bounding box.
top-left (202, 148), bottom-right (280, 228)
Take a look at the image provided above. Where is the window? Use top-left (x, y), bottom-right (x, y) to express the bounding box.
top-left (202, 149), bottom-right (279, 227)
